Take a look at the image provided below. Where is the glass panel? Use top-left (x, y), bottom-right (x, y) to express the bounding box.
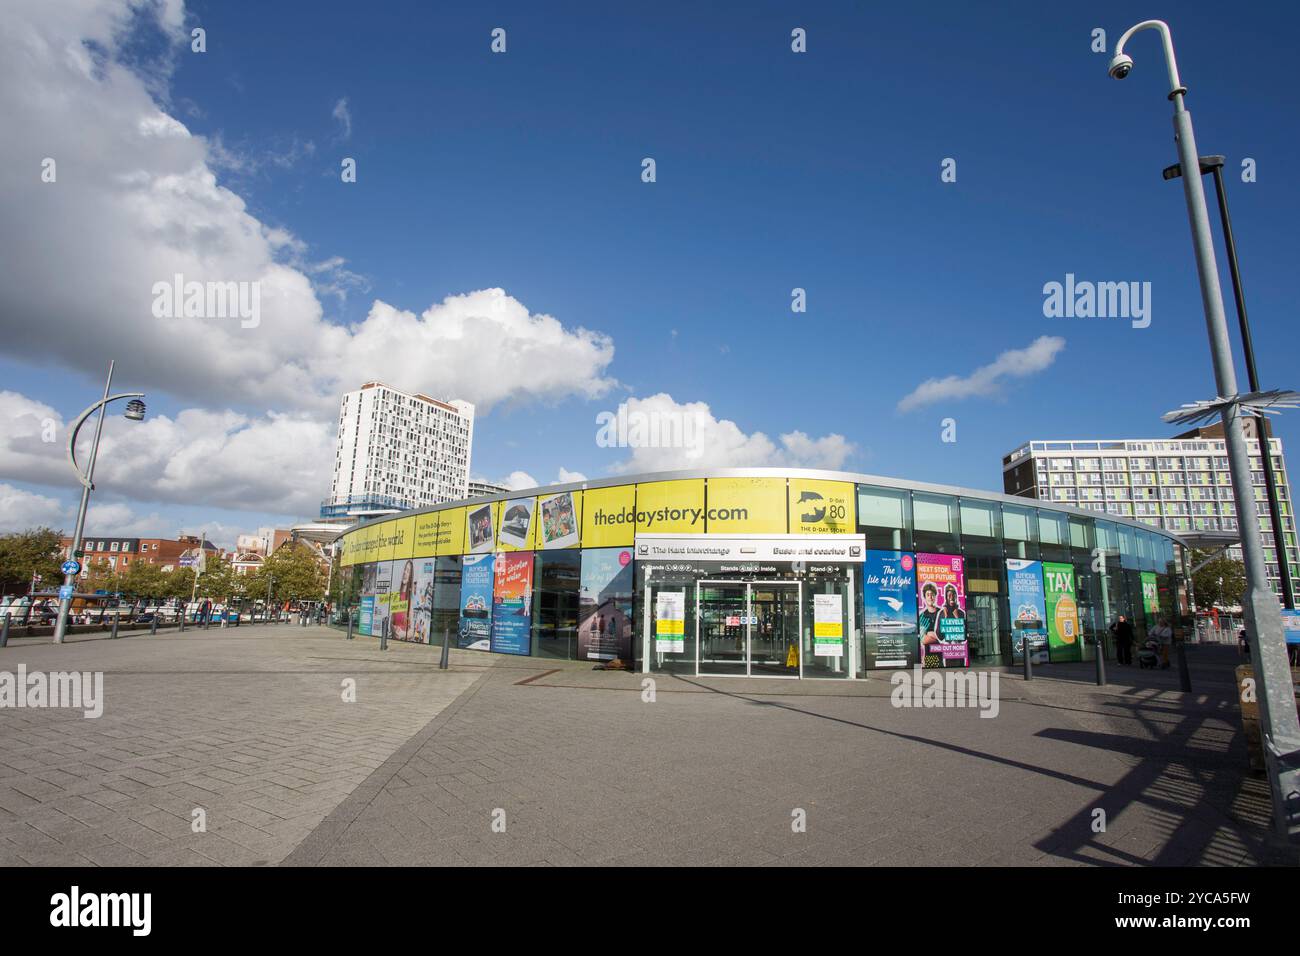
top-left (698, 582), bottom-right (747, 676)
top-left (532, 551), bottom-right (580, 660)
top-left (1001, 503), bottom-right (1039, 560)
top-left (430, 556), bottom-right (462, 647)
top-left (803, 574), bottom-right (851, 678)
top-left (912, 492), bottom-right (960, 554)
top-left (750, 583), bottom-right (800, 676)
top-left (857, 485), bottom-right (912, 551)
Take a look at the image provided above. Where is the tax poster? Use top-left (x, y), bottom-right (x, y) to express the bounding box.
top-left (1043, 561), bottom-right (1081, 662)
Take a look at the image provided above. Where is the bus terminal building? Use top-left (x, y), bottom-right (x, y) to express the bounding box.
top-left (334, 469), bottom-right (1187, 679)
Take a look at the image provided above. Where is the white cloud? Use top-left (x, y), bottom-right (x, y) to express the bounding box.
top-left (0, 390), bottom-right (335, 516)
top-left (0, 484), bottom-right (66, 533)
top-left (0, 1), bottom-right (617, 416)
top-left (556, 467), bottom-right (587, 484)
top-left (605, 394), bottom-right (854, 474)
top-left (332, 97), bottom-right (352, 139)
top-left (896, 336), bottom-right (1066, 413)
top-left (499, 471), bottom-right (538, 491)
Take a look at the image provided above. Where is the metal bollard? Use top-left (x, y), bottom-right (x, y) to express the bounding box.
top-left (179, 612), bottom-right (186, 632)
top-left (1022, 638), bottom-right (1032, 681)
top-left (0, 614), bottom-right (9, 648)
top-left (347, 614), bottom-right (354, 641)
top-left (1094, 635), bottom-right (1107, 687)
top-left (202, 611), bottom-right (209, 630)
top-left (380, 616), bottom-right (389, 651)
top-left (111, 615), bottom-right (120, 640)
top-left (1176, 639), bottom-right (1192, 693)
top-left (150, 616), bottom-right (158, 636)
top-left (439, 626), bottom-right (451, 669)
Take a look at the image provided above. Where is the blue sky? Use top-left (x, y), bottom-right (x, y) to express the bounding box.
top-left (1, 0), bottom-right (1297, 546)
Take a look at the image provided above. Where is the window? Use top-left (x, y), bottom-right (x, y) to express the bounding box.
top-left (856, 486), bottom-right (911, 551)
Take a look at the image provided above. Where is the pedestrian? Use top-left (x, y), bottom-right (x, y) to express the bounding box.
top-left (1152, 616), bottom-right (1174, 670)
top-left (1110, 614), bottom-right (1135, 666)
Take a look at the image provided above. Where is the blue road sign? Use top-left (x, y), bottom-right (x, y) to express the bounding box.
top-left (58, 584), bottom-right (74, 601)
top-left (61, 560), bottom-right (81, 576)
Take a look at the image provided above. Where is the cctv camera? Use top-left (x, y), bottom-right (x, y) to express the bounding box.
top-left (1108, 53), bottom-right (1133, 79)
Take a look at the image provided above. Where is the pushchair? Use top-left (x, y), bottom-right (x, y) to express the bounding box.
top-left (1137, 638), bottom-right (1159, 670)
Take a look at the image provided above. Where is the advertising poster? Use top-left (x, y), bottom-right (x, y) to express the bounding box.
top-left (581, 484), bottom-right (637, 548)
top-left (655, 590), bottom-right (685, 652)
top-left (371, 560), bottom-right (394, 638)
top-left (389, 558), bottom-right (417, 642)
top-left (407, 559), bottom-right (437, 644)
top-left (916, 553), bottom-right (968, 668)
top-left (490, 553), bottom-right (533, 655)
top-left (358, 596), bottom-right (375, 636)
top-left (788, 479), bottom-right (856, 535)
top-left (634, 480), bottom-right (706, 536)
top-left (497, 498), bottom-right (536, 551)
top-left (537, 490), bottom-right (581, 549)
top-left (1140, 571), bottom-right (1160, 624)
top-left (1006, 559), bottom-right (1050, 664)
top-left (578, 548), bottom-right (634, 661)
top-left (466, 502), bottom-right (496, 554)
top-left (1043, 561), bottom-right (1081, 662)
top-left (813, 593), bottom-right (844, 657)
top-left (457, 553), bottom-right (495, 650)
top-left (704, 477), bottom-right (788, 534)
top-left (861, 550), bottom-right (918, 668)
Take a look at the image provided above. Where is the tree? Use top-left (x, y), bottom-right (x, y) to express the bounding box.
top-left (0, 527), bottom-right (64, 594)
top-left (249, 543), bottom-right (325, 604)
top-left (194, 554), bottom-right (238, 603)
top-left (1190, 548), bottom-right (1247, 610)
top-left (118, 561), bottom-right (170, 601)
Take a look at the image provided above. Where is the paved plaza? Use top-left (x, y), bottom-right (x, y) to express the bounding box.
top-left (0, 625), bottom-right (1294, 866)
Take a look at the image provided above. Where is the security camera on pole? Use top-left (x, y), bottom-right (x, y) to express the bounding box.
top-left (52, 361), bottom-right (146, 645)
top-left (1107, 19), bottom-right (1300, 841)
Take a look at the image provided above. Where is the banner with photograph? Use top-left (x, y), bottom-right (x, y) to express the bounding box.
top-left (465, 502), bottom-right (496, 554)
top-left (404, 559), bottom-right (437, 644)
top-left (861, 549), bottom-right (918, 668)
top-left (916, 553), bottom-right (967, 668)
top-left (1043, 561), bottom-right (1081, 662)
top-left (457, 553), bottom-right (495, 650)
top-left (371, 560), bottom-right (394, 639)
top-left (490, 553), bottom-right (533, 655)
top-left (537, 490), bottom-right (581, 549)
top-left (388, 557), bottom-right (417, 642)
top-left (578, 548), bottom-right (634, 661)
top-left (1006, 558), bottom-right (1049, 664)
top-left (497, 497), bottom-right (537, 551)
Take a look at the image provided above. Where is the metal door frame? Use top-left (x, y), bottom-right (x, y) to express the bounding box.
top-left (695, 579), bottom-right (802, 678)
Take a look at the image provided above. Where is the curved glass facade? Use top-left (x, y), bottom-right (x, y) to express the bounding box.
top-left (334, 469), bottom-right (1185, 678)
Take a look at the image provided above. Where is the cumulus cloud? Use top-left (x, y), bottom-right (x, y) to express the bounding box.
top-left (0, 1), bottom-right (617, 416)
top-left (0, 484), bottom-right (66, 533)
top-left (603, 394), bottom-right (854, 474)
top-left (0, 390), bottom-right (335, 516)
top-left (896, 336), bottom-right (1066, 413)
top-left (495, 468), bottom-right (588, 492)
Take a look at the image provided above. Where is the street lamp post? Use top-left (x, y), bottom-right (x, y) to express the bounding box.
top-left (52, 361), bottom-right (146, 645)
top-left (1108, 19), bottom-right (1300, 840)
top-left (1163, 155), bottom-right (1296, 610)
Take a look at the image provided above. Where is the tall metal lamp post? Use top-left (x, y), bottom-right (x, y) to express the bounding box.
top-left (1107, 19), bottom-right (1300, 840)
top-left (53, 361), bottom-right (146, 644)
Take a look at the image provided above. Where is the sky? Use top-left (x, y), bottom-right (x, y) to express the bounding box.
top-left (1, 0), bottom-right (1297, 549)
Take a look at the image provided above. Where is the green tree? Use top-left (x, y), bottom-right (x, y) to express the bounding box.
top-left (119, 560), bottom-right (170, 601)
top-left (1191, 548), bottom-right (1247, 609)
top-left (249, 544), bottom-right (325, 604)
top-left (194, 554), bottom-right (238, 603)
top-left (165, 567), bottom-right (196, 601)
top-left (0, 527), bottom-right (64, 594)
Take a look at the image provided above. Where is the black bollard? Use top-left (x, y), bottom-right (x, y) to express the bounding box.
top-left (380, 616), bottom-right (388, 651)
top-left (150, 615), bottom-right (158, 636)
top-left (0, 613), bottom-right (9, 648)
top-left (1022, 637), bottom-right (1032, 681)
top-left (439, 626), bottom-right (450, 670)
top-left (347, 614), bottom-right (354, 641)
top-left (179, 611), bottom-right (186, 632)
top-left (111, 615), bottom-right (120, 640)
top-left (1094, 634), bottom-right (1107, 687)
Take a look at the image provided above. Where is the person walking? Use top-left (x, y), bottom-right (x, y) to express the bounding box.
top-left (1152, 617), bottom-right (1174, 670)
top-left (1110, 614), bottom-right (1135, 666)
